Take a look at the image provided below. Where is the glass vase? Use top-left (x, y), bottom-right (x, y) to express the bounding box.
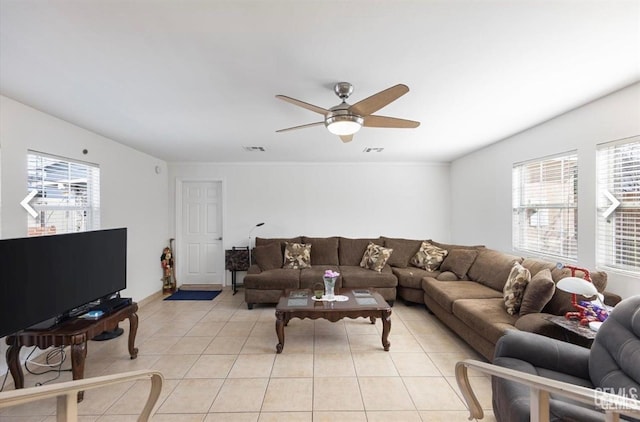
top-left (323, 276), bottom-right (336, 300)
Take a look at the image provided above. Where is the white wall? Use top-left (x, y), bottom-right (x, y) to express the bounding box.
top-left (0, 95), bottom-right (169, 302)
top-left (450, 82), bottom-right (640, 298)
top-left (168, 162), bottom-right (451, 284)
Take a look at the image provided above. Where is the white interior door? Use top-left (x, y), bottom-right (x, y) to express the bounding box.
top-left (179, 181), bottom-right (223, 285)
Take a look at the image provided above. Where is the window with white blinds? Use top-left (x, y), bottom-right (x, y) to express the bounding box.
top-left (512, 152), bottom-right (578, 260)
top-left (596, 136), bottom-right (640, 275)
top-left (27, 151), bottom-right (100, 236)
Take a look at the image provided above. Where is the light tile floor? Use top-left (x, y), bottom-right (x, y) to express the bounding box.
top-left (0, 288), bottom-right (497, 421)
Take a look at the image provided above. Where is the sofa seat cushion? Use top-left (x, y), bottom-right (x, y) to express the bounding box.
top-left (302, 236), bottom-right (339, 265)
top-left (300, 266), bottom-right (341, 289)
top-left (243, 269), bottom-right (300, 290)
top-left (383, 237), bottom-right (423, 267)
top-left (339, 265), bottom-right (397, 289)
top-left (452, 298), bottom-right (519, 345)
top-left (422, 277), bottom-right (502, 314)
top-left (392, 267), bottom-right (439, 289)
top-left (339, 237), bottom-right (382, 266)
top-left (467, 248), bottom-right (523, 291)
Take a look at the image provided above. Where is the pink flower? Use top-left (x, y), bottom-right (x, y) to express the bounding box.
top-left (324, 269), bottom-right (340, 278)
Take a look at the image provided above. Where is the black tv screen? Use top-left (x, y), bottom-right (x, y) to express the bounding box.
top-left (0, 228), bottom-right (127, 338)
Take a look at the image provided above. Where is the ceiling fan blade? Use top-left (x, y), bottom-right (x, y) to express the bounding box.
top-left (350, 84), bottom-right (410, 116)
top-left (339, 134), bottom-right (354, 143)
top-left (275, 95), bottom-right (329, 115)
top-left (363, 115), bottom-right (420, 128)
top-left (276, 121), bottom-right (325, 133)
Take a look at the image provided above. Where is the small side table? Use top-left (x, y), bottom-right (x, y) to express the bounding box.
top-left (225, 247), bottom-right (249, 295)
top-left (545, 315), bottom-right (597, 341)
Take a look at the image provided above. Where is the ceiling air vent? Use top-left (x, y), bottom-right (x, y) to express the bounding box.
top-left (243, 146), bottom-right (266, 152)
top-left (363, 147), bottom-right (384, 153)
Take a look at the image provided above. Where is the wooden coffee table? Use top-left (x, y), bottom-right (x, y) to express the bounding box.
top-left (275, 288), bottom-right (391, 353)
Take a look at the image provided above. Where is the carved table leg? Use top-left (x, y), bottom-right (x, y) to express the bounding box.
top-left (6, 343), bottom-right (24, 389)
top-left (275, 310), bottom-right (285, 353)
top-left (128, 312), bottom-right (139, 359)
top-left (71, 340), bottom-right (88, 401)
top-left (381, 309), bottom-right (392, 351)
top-left (369, 316), bottom-right (376, 324)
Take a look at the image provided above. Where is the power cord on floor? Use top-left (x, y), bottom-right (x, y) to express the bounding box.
top-left (24, 345), bottom-right (71, 386)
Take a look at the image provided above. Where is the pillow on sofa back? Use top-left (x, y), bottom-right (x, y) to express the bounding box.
top-left (519, 268), bottom-right (555, 316)
top-left (253, 242), bottom-right (283, 271)
top-left (339, 237), bottom-right (381, 266)
top-left (410, 241), bottom-right (448, 271)
top-left (503, 262), bottom-right (531, 315)
top-left (382, 237), bottom-right (423, 267)
top-left (302, 236), bottom-right (339, 265)
top-left (282, 242), bottom-right (311, 269)
top-left (440, 249), bottom-right (478, 279)
top-left (467, 249), bottom-right (523, 291)
top-left (360, 242), bottom-right (393, 272)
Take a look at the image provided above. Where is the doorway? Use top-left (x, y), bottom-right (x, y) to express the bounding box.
top-left (177, 180), bottom-right (224, 286)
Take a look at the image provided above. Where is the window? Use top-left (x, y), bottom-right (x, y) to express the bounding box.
top-left (596, 136), bottom-right (640, 275)
top-left (512, 152), bottom-right (578, 260)
top-left (27, 151), bottom-right (100, 236)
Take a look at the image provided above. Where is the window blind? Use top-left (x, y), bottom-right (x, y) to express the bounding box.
top-left (512, 152), bottom-right (578, 260)
top-left (27, 151), bottom-right (100, 236)
top-left (596, 137), bottom-right (640, 275)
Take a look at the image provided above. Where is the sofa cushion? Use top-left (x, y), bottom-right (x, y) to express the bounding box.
top-left (256, 237), bottom-right (302, 254)
top-left (340, 265), bottom-right (397, 289)
top-left (440, 248), bottom-right (478, 279)
top-left (520, 269), bottom-right (556, 316)
top-left (503, 262), bottom-right (531, 315)
top-left (452, 298), bottom-right (519, 345)
top-left (339, 237), bottom-right (381, 266)
top-left (467, 248), bottom-right (523, 291)
top-left (392, 267), bottom-right (439, 289)
top-left (253, 242), bottom-right (282, 271)
top-left (243, 269), bottom-right (300, 290)
top-left (302, 236), bottom-right (339, 265)
top-left (436, 271), bottom-right (459, 281)
top-left (300, 266), bottom-right (341, 289)
top-left (360, 242), bottom-right (393, 272)
top-left (383, 237), bottom-right (423, 267)
top-left (422, 277), bottom-right (503, 314)
top-left (283, 242), bottom-right (311, 269)
top-left (410, 241), bottom-right (448, 271)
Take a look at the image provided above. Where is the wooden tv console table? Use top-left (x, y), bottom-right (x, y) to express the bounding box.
top-left (5, 302), bottom-right (139, 401)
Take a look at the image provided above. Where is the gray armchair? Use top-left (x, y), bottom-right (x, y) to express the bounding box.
top-left (456, 295), bottom-right (640, 421)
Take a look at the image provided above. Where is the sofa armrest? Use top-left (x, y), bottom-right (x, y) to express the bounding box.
top-left (494, 330), bottom-right (590, 380)
top-left (603, 291), bottom-right (622, 307)
top-left (247, 264), bottom-right (262, 275)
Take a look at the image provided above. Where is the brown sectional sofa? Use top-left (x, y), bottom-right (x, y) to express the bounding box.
top-left (244, 236), bottom-right (620, 361)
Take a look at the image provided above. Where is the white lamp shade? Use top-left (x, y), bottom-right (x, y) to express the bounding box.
top-left (557, 277), bottom-right (598, 297)
top-left (327, 119), bottom-right (362, 136)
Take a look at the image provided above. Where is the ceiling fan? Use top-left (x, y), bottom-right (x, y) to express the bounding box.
top-left (275, 82), bottom-right (420, 143)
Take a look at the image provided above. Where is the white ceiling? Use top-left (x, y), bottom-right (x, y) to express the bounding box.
top-left (1, 1), bottom-right (638, 163)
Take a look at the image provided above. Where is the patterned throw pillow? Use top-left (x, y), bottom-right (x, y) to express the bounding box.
top-left (282, 242), bottom-right (311, 269)
top-left (410, 241), bottom-right (448, 271)
top-left (503, 262), bottom-right (531, 315)
top-left (359, 242), bottom-right (393, 272)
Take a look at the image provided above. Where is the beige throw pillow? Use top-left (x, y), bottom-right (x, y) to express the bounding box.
top-left (503, 262), bottom-right (531, 315)
top-left (282, 242), bottom-right (311, 269)
top-left (410, 241), bottom-right (448, 271)
top-left (360, 242), bottom-right (393, 272)
top-left (519, 269), bottom-right (556, 316)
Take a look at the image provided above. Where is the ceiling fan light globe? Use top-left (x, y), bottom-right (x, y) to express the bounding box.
top-left (325, 115), bottom-right (363, 136)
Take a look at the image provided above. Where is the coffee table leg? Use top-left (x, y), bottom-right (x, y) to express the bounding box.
top-left (275, 310), bottom-right (285, 353)
top-left (369, 316), bottom-right (376, 324)
top-left (381, 310), bottom-right (391, 351)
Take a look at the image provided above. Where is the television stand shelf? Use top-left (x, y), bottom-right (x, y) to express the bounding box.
top-left (5, 301), bottom-right (138, 402)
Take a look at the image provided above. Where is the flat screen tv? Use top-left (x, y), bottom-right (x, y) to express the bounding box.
top-left (0, 228), bottom-right (127, 338)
